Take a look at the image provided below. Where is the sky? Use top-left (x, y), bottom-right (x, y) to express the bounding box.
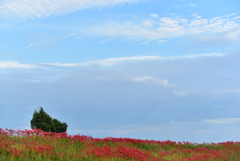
top-left (0, 0), bottom-right (240, 143)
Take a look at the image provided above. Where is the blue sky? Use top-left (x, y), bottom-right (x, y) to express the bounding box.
top-left (0, 0), bottom-right (240, 143)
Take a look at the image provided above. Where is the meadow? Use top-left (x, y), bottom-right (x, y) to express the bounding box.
top-left (0, 128), bottom-right (239, 161)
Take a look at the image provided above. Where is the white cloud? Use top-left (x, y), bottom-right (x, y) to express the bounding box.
top-left (225, 29), bottom-right (240, 41)
top-left (150, 14), bottom-right (158, 18)
top-left (1, 53), bottom-right (224, 68)
top-left (86, 14), bottom-right (240, 40)
top-left (24, 39), bottom-right (49, 49)
top-left (174, 89), bottom-right (240, 97)
top-left (41, 62), bottom-right (81, 67)
top-left (179, 19), bottom-right (188, 23)
top-left (189, 3), bottom-right (198, 7)
top-left (0, 61), bottom-right (36, 68)
top-left (158, 40), bottom-right (169, 43)
top-left (0, 0), bottom-right (141, 19)
top-left (202, 118), bottom-right (240, 124)
top-left (130, 76), bottom-right (170, 86)
top-left (100, 38), bottom-right (114, 43)
top-left (36, 56), bottom-right (161, 67)
top-left (164, 53), bottom-right (225, 59)
top-left (43, 53), bottom-right (224, 67)
top-left (189, 19), bottom-right (208, 26)
top-left (141, 20), bottom-right (153, 27)
top-left (196, 29), bottom-right (240, 43)
top-left (159, 17), bottom-right (180, 28)
top-left (234, 16), bottom-right (240, 19)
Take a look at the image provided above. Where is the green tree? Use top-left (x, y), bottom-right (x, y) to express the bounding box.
top-left (53, 118), bottom-right (68, 133)
top-left (30, 107), bottom-right (68, 133)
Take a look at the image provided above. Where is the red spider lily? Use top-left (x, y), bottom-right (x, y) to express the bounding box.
top-left (1, 128), bottom-right (240, 161)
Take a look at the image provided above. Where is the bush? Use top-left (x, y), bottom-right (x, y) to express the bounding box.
top-left (30, 107), bottom-right (68, 133)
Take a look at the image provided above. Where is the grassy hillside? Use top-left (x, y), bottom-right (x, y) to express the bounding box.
top-left (0, 128), bottom-right (239, 160)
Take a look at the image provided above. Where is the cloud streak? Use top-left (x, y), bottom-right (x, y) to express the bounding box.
top-left (24, 39), bottom-right (49, 49)
top-left (0, 53), bottom-right (224, 68)
top-left (189, 3), bottom-right (198, 7)
top-left (41, 53), bottom-right (225, 67)
top-left (202, 118), bottom-right (240, 124)
top-left (0, 0), bottom-right (141, 19)
top-left (0, 61), bottom-right (36, 68)
top-left (130, 76), bottom-right (170, 86)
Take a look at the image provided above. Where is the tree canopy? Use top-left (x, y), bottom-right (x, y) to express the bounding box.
top-left (30, 107), bottom-right (68, 133)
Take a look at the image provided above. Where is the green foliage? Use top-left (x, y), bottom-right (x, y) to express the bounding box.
top-left (52, 118), bottom-right (68, 133)
top-left (30, 107), bottom-right (68, 133)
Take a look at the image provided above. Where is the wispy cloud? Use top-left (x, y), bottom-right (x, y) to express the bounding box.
top-left (0, 0), bottom-right (141, 19)
top-left (191, 13), bottom-right (202, 19)
top-left (40, 56), bottom-right (160, 67)
top-left (202, 118), bottom-right (240, 124)
top-left (42, 53), bottom-right (224, 67)
top-left (24, 39), bottom-right (48, 49)
top-left (141, 20), bottom-right (153, 27)
top-left (130, 76), bottom-right (170, 86)
top-left (1, 53), bottom-right (224, 68)
top-left (195, 29), bottom-right (240, 44)
top-left (85, 14), bottom-right (240, 40)
top-left (150, 14), bottom-right (158, 18)
top-left (0, 61), bottom-right (36, 68)
top-left (189, 3), bottom-right (198, 7)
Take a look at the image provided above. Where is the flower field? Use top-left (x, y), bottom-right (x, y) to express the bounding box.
top-left (0, 128), bottom-right (239, 161)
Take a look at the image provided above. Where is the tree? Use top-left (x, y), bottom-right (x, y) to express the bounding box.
top-left (52, 118), bottom-right (68, 133)
top-left (30, 107), bottom-right (68, 133)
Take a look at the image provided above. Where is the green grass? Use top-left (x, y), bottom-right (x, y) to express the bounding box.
top-left (1, 128), bottom-right (240, 161)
